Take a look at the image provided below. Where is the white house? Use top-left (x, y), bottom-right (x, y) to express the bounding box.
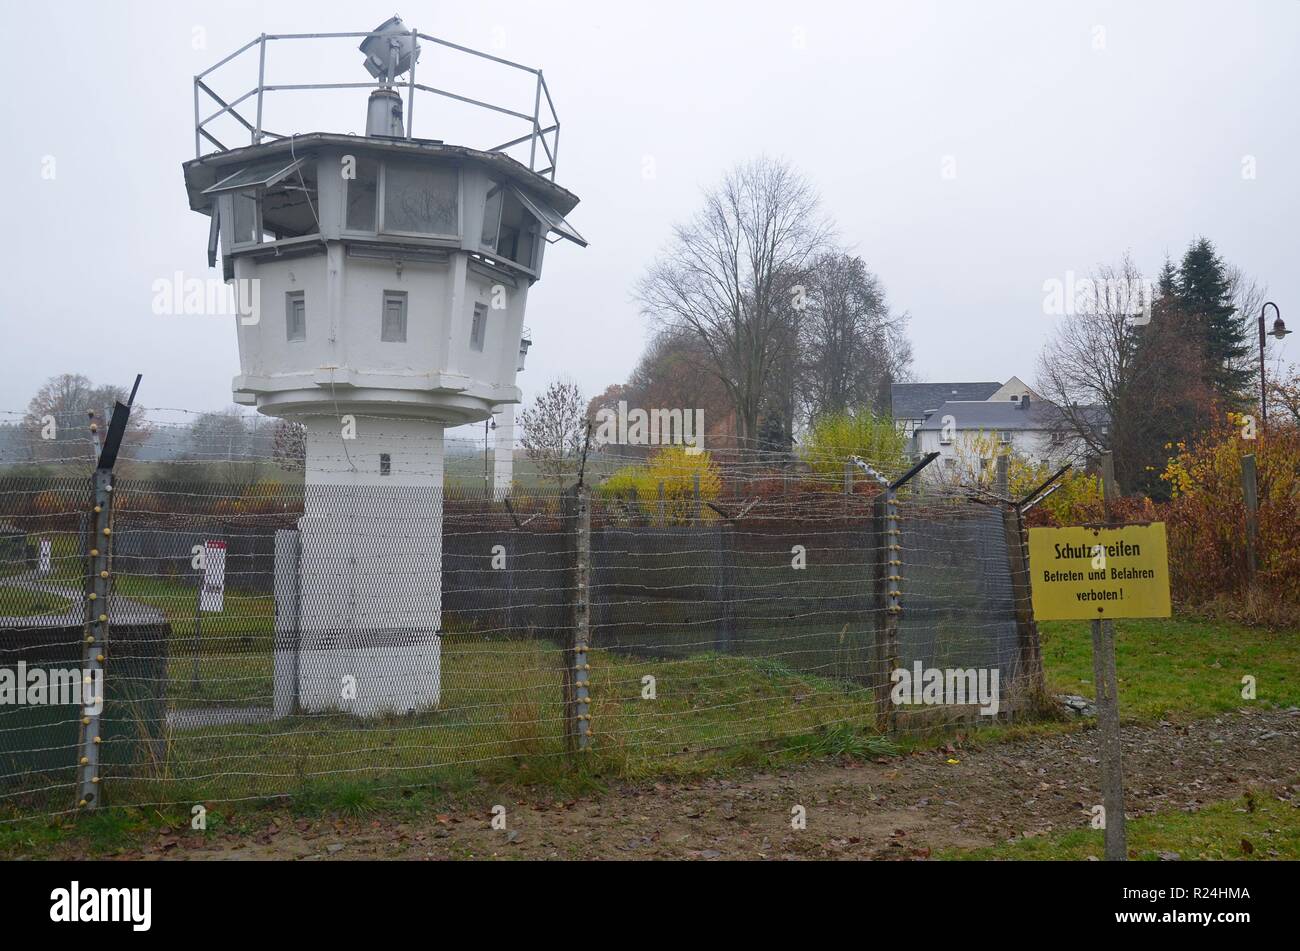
top-left (893, 378), bottom-right (1106, 480)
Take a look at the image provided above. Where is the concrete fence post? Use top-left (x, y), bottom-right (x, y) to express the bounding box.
top-left (1002, 504), bottom-right (1046, 711)
top-left (564, 485), bottom-right (592, 754)
top-left (77, 468), bottom-right (113, 810)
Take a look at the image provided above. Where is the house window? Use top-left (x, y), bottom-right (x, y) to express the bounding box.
top-left (470, 302), bottom-right (487, 352)
top-left (999, 431), bottom-right (1013, 445)
top-left (1050, 431), bottom-right (1066, 446)
top-left (379, 453), bottom-right (391, 476)
top-left (345, 156), bottom-right (380, 232)
top-left (943, 457), bottom-right (956, 470)
top-left (286, 291), bottom-right (306, 341)
top-left (381, 291), bottom-right (407, 342)
top-left (382, 160), bottom-right (458, 235)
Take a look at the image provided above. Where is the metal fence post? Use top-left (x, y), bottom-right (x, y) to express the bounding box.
top-left (715, 521), bottom-right (735, 654)
top-left (565, 485), bottom-right (592, 754)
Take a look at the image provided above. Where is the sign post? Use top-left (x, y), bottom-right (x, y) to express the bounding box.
top-left (1027, 520), bottom-right (1171, 861)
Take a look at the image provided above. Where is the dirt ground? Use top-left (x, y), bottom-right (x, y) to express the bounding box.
top-left (105, 707), bottom-right (1299, 860)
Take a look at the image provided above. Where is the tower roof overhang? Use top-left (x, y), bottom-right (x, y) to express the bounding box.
top-left (181, 132), bottom-right (580, 218)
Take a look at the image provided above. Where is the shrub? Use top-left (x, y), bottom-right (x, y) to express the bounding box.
top-left (1158, 417), bottom-right (1300, 611)
top-left (799, 411), bottom-right (908, 482)
top-left (598, 445), bottom-right (721, 523)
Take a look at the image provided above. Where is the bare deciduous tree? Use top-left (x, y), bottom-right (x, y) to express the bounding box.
top-left (799, 250), bottom-right (912, 421)
top-left (1036, 255), bottom-right (1214, 495)
top-left (518, 379), bottom-right (588, 490)
top-left (23, 373), bottom-right (149, 463)
top-left (635, 156), bottom-right (832, 448)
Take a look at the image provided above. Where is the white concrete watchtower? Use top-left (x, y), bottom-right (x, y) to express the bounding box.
top-left (182, 17), bottom-right (584, 715)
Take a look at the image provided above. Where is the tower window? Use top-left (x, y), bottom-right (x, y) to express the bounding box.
top-left (470, 302), bottom-right (487, 352)
top-left (382, 160), bottom-right (458, 235)
top-left (345, 156), bottom-right (379, 232)
top-left (379, 453), bottom-right (392, 476)
top-left (232, 193), bottom-right (260, 245)
top-left (494, 188), bottom-right (539, 268)
top-left (381, 291), bottom-right (407, 342)
top-left (286, 291), bottom-right (306, 341)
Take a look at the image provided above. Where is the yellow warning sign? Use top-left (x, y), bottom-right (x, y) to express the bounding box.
top-left (1027, 523), bottom-right (1171, 621)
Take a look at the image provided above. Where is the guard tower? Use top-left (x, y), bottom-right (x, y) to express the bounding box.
top-left (182, 17), bottom-right (584, 716)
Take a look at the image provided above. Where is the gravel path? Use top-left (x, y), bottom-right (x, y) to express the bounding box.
top-left (101, 706), bottom-right (1300, 861)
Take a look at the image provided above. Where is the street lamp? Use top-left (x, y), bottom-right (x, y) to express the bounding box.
top-left (1260, 302), bottom-right (1292, 426)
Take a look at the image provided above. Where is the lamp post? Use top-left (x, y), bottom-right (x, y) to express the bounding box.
top-left (1259, 302), bottom-right (1292, 426)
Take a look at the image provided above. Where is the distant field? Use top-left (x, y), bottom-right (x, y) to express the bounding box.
top-left (0, 450), bottom-right (625, 492)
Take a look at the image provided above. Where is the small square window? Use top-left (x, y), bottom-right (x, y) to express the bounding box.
top-left (381, 291), bottom-right (407, 342)
top-left (286, 291), bottom-right (306, 341)
top-left (470, 302), bottom-right (487, 352)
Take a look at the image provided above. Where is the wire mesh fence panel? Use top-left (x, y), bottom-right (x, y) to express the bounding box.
top-left (585, 492), bottom-right (889, 764)
top-left (0, 478), bottom-right (92, 818)
top-left (0, 467), bottom-right (1037, 820)
top-left (94, 485), bottom-right (582, 811)
top-left (896, 500), bottom-right (1020, 674)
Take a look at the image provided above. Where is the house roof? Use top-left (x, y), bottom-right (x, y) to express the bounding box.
top-left (914, 399), bottom-right (1109, 432)
top-left (890, 382), bottom-right (1001, 420)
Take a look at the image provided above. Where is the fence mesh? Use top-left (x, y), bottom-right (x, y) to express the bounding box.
top-left (1, 470), bottom-right (1038, 821)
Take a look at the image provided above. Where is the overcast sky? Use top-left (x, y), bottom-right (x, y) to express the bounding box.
top-left (1, 0), bottom-right (1296, 436)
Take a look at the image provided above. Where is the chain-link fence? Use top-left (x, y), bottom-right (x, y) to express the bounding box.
top-left (1, 469), bottom-right (1044, 821)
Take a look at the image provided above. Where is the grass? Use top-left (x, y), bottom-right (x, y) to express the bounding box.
top-left (88, 638), bottom-right (885, 805)
top-left (0, 584), bottom-right (73, 618)
top-left (1039, 616), bottom-right (1300, 721)
top-left (944, 781), bottom-right (1300, 860)
top-left (4, 601), bottom-right (1298, 858)
top-left (0, 639), bottom-right (887, 855)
